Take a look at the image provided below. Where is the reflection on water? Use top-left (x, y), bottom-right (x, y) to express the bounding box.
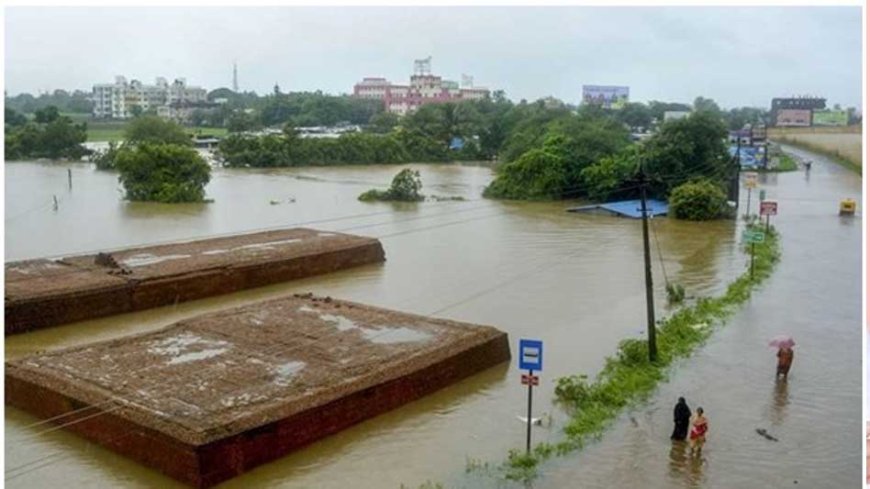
top-left (769, 378), bottom-right (790, 426)
top-left (669, 442), bottom-right (706, 489)
top-left (3, 146), bottom-right (860, 488)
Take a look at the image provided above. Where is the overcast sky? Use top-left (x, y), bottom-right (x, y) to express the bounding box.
top-left (4, 6), bottom-right (863, 109)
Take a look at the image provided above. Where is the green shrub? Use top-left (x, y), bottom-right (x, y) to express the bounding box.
top-left (358, 168), bottom-right (424, 202)
top-left (669, 178), bottom-right (729, 220)
top-left (115, 143), bottom-right (211, 203)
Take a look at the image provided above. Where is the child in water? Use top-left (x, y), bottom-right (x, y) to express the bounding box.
top-left (689, 407), bottom-right (708, 456)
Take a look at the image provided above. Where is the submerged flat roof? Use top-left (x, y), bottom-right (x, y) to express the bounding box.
top-left (7, 293), bottom-right (508, 446)
top-left (566, 199), bottom-right (669, 219)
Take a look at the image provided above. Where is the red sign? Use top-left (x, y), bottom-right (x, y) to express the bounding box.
top-left (521, 374), bottom-right (539, 386)
top-left (760, 201), bottom-right (778, 216)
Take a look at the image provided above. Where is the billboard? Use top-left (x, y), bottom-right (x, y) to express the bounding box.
top-left (582, 85), bottom-right (629, 109)
top-left (775, 109), bottom-right (811, 127)
top-left (812, 110), bottom-right (848, 126)
top-left (729, 145), bottom-right (764, 169)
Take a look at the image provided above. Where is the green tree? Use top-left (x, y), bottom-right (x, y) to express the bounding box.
top-left (114, 143), bottom-right (211, 203)
top-left (579, 146), bottom-right (640, 202)
top-left (124, 115), bottom-right (192, 146)
top-left (368, 111), bottom-right (400, 134)
top-left (129, 105), bottom-right (144, 118)
top-left (5, 107), bottom-right (27, 127)
top-left (614, 103), bottom-right (652, 130)
top-left (483, 145), bottom-right (568, 200)
top-left (643, 110), bottom-right (731, 198)
top-left (668, 178), bottom-right (729, 220)
top-left (4, 114), bottom-right (87, 160)
top-left (692, 96), bottom-right (721, 114)
top-left (227, 111), bottom-right (258, 133)
top-left (40, 117), bottom-right (88, 159)
top-left (34, 105), bottom-right (60, 123)
top-left (359, 168), bottom-right (424, 202)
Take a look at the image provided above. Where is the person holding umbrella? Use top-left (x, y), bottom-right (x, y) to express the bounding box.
top-left (770, 336), bottom-right (795, 379)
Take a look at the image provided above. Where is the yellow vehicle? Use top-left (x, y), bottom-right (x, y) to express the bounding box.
top-left (839, 198), bottom-right (856, 216)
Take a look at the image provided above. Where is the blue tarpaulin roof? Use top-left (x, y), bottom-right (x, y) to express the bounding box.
top-left (566, 199), bottom-right (669, 219)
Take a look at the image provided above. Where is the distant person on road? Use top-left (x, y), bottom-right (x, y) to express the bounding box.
top-left (671, 397), bottom-right (692, 441)
top-left (776, 346), bottom-right (794, 379)
top-left (689, 407), bottom-right (708, 455)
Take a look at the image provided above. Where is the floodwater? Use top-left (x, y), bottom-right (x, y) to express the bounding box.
top-left (4, 145), bottom-right (860, 488)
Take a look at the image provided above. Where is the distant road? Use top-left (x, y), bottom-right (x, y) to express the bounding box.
top-left (768, 126), bottom-right (862, 172)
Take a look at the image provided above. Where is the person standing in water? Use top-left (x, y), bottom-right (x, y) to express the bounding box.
top-left (671, 397), bottom-right (692, 441)
top-left (776, 346), bottom-right (794, 379)
top-left (689, 407), bottom-right (708, 456)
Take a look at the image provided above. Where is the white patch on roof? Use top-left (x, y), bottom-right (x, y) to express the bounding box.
top-left (220, 392), bottom-right (268, 408)
top-left (122, 253), bottom-right (191, 267)
top-left (271, 361), bottom-right (306, 386)
top-left (298, 307), bottom-right (432, 344)
top-left (168, 348), bottom-right (228, 365)
top-left (318, 313), bottom-right (358, 332)
top-left (202, 249), bottom-right (229, 255)
top-left (148, 332), bottom-right (231, 365)
top-left (237, 238), bottom-right (301, 251)
top-left (364, 326), bottom-right (432, 344)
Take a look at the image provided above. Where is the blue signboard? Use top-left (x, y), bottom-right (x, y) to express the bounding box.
top-left (729, 145), bottom-right (764, 169)
top-left (518, 339), bottom-right (543, 372)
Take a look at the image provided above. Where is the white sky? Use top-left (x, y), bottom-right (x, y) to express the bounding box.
top-left (4, 6), bottom-right (864, 109)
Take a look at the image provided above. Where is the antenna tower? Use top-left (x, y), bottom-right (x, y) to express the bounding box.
top-left (413, 56), bottom-right (432, 76)
top-left (233, 62), bottom-right (239, 92)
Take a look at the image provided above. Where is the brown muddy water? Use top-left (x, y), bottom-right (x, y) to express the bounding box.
top-left (4, 146), bottom-right (860, 488)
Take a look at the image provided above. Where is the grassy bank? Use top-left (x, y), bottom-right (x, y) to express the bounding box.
top-left (471, 220), bottom-right (781, 482)
top-left (770, 134), bottom-right (861, 175)
top-left (759, 153), bottom-right (798, 173)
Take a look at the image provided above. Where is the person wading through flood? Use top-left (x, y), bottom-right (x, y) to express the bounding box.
top-left (689, 407), bottom-right (708, 456)
top-left (671, 397), bottom-right (692, 441)
top-left (776, 346), bottom-right (794, 379)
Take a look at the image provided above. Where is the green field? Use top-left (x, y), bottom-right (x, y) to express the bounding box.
top-left (84, 119), bottom-right (228, 142)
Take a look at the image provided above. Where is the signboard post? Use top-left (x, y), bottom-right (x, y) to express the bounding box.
top-left (519, 339), bottom-right (543, 456)
top-left (742, 230), bottom-right (765, 278)
top-left (759, 200), bottom-right (778, 233)
top-left (743, 172), bottom-right (758, 218)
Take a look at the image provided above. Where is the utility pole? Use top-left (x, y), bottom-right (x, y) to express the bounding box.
top-left (729, 135), bottom-right (741, 203)
top-left (638, 164), bottom-right (658, 363)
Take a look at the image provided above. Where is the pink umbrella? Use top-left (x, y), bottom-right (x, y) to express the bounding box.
top-left (769, 335), bottom-right (795, 349)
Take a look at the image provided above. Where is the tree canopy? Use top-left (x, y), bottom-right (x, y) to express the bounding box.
top-left (115, 143), bottom-right (211, 203)
top-left (358, 168), bottom-right (425, 202)
top-left (4, 106), bottom-right (88, 161)
top-left (124, 116), bottom-right (193, 146)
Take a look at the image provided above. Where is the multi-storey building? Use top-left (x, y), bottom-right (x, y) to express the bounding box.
top-left (91, 76), bottom-right (208, 119)
top-left (353, 62), bottom-right (490, 116)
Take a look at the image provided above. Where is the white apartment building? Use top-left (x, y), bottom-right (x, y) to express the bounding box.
top-left (92, 76), bottom-right (208, 119)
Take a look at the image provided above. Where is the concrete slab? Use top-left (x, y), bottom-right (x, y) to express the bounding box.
top-left (5, 229), bottom-right (385, 334)
top-left (6, 293), bottom-right (510, 488)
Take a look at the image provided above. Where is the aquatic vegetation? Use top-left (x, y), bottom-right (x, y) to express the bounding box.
top-left (490, 223), bottom-right (781, 482)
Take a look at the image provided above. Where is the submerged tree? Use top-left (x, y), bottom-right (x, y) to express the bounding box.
top-left (359, 168), bottom-right (424, 202)
top-left (115, 143), bottom-right (211, 203)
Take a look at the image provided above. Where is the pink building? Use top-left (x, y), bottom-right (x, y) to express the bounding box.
top-left (353, 72), bottom-right (490, 116)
